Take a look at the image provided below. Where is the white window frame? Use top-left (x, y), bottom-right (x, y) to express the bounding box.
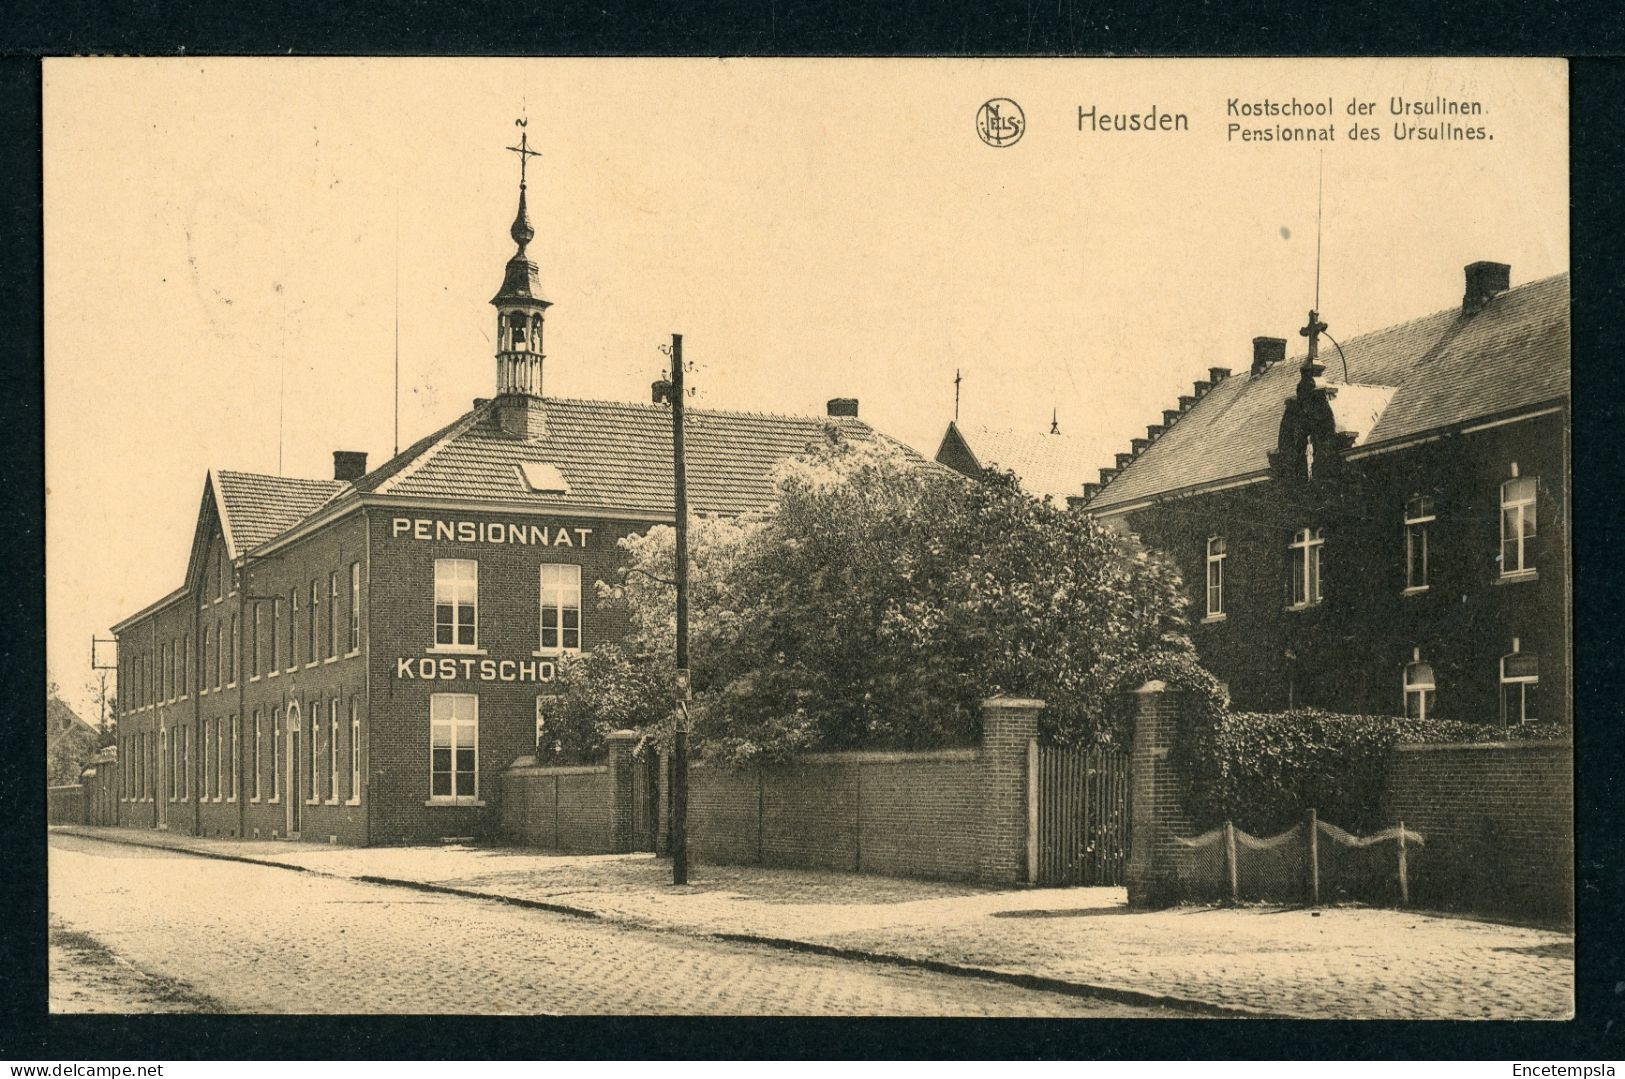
top-left (433, 559), bottom-right (480, 651)
top-left (1499, 639), bottom-right (1539, 725)
top-left (1288, 527), bottom-right (1324, 608)
top-left (229, 715), bottom-right (239, 802)
top-left (269, 708), bottom-right (281, 803)
top-left (348, 561), bottom-right (362, 654)
top-left (1402, 648), bottom-right (1435, 721)
top-left (307, 700), bottom-right (322, 805)
top-left (328, 571), bottom-right (341, 660)
top-left (327, 699), bottom-right (340, 804)
top-left (252, 710), bottom-right (262, 802)
top-left (347, 698), bottom-right (362, 805)
top-left (1204, 536), bottom-right (1226, 620)
top-left (1404, 495), bottom-right (1434, 592)
top-left (538, 563), bottom-right (583, 654)
top-left (307, 580), bottom-right (320, 667)
top-left (1500, 469), bottom-right (1538, 577)
top-left (428, 692), bottom-right (480, 804)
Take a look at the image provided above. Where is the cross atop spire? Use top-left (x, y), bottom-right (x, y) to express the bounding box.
top-left (508, 119), bottom-right (542, 190)
top-left (506, 119), bottom-right (541, 253)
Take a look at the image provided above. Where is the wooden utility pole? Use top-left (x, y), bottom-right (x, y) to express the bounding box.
top-left (653, 333), bottom-right (690, 886)
top-left (1307, 808), bottom-right (1320, 906)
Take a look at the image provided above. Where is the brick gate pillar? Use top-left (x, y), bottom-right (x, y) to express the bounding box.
top-left (1125, 680), bottom-right (1196, 906)
top-left (606, 730), bottom-right (638, 853)
top-left (977, 696), bottom-right (1042, 885)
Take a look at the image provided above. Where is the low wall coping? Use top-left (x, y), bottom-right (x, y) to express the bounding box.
top-left (606, 730), bottom-right (639, 742)
top-left (688, 747), bottom-right (978, 770)
top-left (48, 784), bottom-right (84, 793)
top-left (982, 695), bottom-right (1045, 710)
top-left (1394, 739), bottom-right (1572, 753)
top-left (505, 764), bottom-right (609, 777)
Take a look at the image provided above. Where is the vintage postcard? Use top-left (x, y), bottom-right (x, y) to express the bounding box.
top-left (43, 56), bottom-right (1570, 1021)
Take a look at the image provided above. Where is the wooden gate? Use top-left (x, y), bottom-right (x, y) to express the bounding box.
top-left (1035, 744), bottom-right (1131, 886)
top-left (631, 753), bottom-right (660, 852)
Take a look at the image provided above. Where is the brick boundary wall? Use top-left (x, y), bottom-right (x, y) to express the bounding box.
top-left (507, 698), bottom-right (1040, 885)
top-left (48, 784), bottom-right (84, 825)
top-left (1381, 740), bottom-right (1574, 922)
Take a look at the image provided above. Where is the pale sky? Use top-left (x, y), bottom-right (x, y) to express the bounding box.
top-left (44, 57), bottom-right (1568, 720)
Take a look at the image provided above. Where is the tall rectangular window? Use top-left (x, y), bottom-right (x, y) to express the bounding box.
top-left (308, 580), bottom-right (319, 664)
top-left (163, 729), bottom-right (172, 799)
top-left (217, 549), bottom-right (225, 601)
top-left (328, 572), bottom-right (340, 659)
top-left (181, 633), bottom-right (188, 695)
top-left (229, 613), bottom-right (238, 684)
top-left (348, 698), bottom-right (361, 803)
top-left (309, 700), bottom-right (322, 803)
top-left (434, 559), bottom-right (479, 649)
top-left (328, 698), bottom-right (339, 803)
top-left (349, 561), bottom-right (361, 653)
top-left (539, 564), bottom-right (582, 652)
top-left (1405, 495), bottom-right (1434, 591)
top-left (252, 710), bottom-right (262, 801)
top-left (1289, 527), bottom-right (1324, 608)
top-left (214, 620), bottom-right (223, 689)
top-left (288, 588), bottom-right (298, 669)
top-left (181, 726), bottom-right (190, 801)
top-left (252, 603), bottom-right (262, 678)
top-left (229, 715), bottom-right (239, 801)
top-left (1500, 473), bottom-right (1537, 576)
top-left (270, 708), bottom-right (282, 802)
top-left (429, 693), bottom-right (479, 802)
top-left (200, 626), bottom-right (210, 692)
top-left (1205, 537), bottom-right (1226, 618)
top-left (214, 718), bottom-right (224, 800)
top-left (269, 599), bottom-right (280, 672)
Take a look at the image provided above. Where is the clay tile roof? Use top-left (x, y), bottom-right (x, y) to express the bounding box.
top-left (1087, 272), bottom-right (1569, 513)
top-left (938, 422), bottom-right (1115, 502)
top-left (361, 397), bottom-right (924, 516)
top-left (214, 470), bottom-right (351, 553)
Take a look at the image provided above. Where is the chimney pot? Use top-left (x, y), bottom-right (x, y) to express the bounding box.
top-left (1209, 367), bottom-right (1232, 384)
top-left (1251, 336), bottom-right (1287, 376)
top-left (1130, 437), bottom-right (1149, 454)
top-left (1178, 395), bottom-right (1196, 411)
top-left (1462, 261), bottom-right (1511, 315)
top-left (1116, 452), bottom-right (1135, 470)
top-left (1080, 482), bottom-right (1101, 500)
top-left (332, 451), bottom-right (368, 482)
top-left (826, 397), bottom-right (859, 418)
top-left (1163, 409), bottom-right (1182, 428)
top-left (1099, 467), bottom-right (1119, 485)
top-left (1146, 424), bottom-right (1164, 440)
top-left (1193, 380), bottom-right (1213, 397)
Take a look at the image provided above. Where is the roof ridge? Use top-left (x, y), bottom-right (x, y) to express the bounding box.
top-left (362, 400), bottom-right (496, 496)
top-left (544, 393), bottom-right (874, 428)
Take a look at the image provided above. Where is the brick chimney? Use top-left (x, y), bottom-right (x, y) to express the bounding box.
top-left (1462, 261), bottom-right (1511, 315)
top-left (826, 398), bottom-right (859, 418)
top-left (333, 451), bottom-right (368, 481)
top-left (1251, 336), bottom-right (1287, 377)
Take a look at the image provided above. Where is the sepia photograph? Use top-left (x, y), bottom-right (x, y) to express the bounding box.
top-left (42, 56), bottom-right (1572, 1021)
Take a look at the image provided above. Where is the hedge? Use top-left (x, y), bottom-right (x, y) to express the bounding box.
top-left (1182, 709), bottom-right (1568, 834)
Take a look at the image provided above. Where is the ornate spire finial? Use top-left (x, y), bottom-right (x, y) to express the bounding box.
top-left (506, 119), bottom-right (541, 252)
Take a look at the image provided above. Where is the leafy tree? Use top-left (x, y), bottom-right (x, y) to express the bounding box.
top-left (548, 434), bottom-right (1195, 765)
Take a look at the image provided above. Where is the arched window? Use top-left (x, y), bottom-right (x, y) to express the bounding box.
top-left (530, 314), bottom-right (544, 353)
top-left (1403, 648), bottom-right (1435, 721)
top-left (1499, 640), bottom-right (1538, 725)
top-left (508, 311), bottom-right (528, 349)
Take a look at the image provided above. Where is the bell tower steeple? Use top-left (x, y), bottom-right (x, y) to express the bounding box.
top-left (490, 120), bottom-right (552, 419)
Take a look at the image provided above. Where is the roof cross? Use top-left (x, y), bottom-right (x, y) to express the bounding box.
top-left (507, 120), bottom-right (541, 190)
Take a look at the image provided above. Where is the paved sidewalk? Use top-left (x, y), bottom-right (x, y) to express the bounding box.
top-left (54, 826), bottom-right (1573, 1019)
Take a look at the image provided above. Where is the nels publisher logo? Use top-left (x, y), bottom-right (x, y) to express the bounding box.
top-left (976, 98), bottom-right (1025, 147)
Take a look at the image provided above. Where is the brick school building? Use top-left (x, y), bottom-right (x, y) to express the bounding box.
top-left (108, 161), bottom-right (913, 845)
top-left (1081, 263), bottom-right (1569, 727)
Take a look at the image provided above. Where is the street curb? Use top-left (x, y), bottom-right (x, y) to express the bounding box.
top-left (54, 827), bottom-right (1275, 1019)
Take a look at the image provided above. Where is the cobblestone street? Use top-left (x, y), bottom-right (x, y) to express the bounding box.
top-left (52, 826), bottom-right (1574, 1019)
top-left (48, 832), bottom-right (1169, 1016)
